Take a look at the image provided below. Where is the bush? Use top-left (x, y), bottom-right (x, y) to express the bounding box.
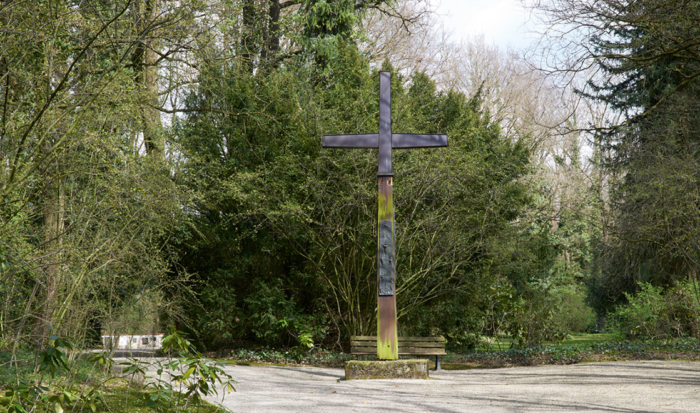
top-left (611, 281), bottom-right (700, 339)
top-left (498, 287), bottom-right (569, 348)
top-left (244, 281), bottom-right (326, 349)
top-left (612, 282), bottom-right (668, 339)
top-left (552, 287), bottom-right (596, 333)
top-left (665, 280), bottom-right (700, 338)
top-left (0, 330), bottom-right (234, 413)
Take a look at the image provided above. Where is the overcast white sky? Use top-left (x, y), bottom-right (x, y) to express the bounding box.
top-left (434, 0), bottom-right (537, 50)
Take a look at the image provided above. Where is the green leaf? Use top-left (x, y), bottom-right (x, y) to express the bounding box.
top-left (62, 391), bottom-right (77, 403)
top-left (182, 366), bottom-right (196, 380)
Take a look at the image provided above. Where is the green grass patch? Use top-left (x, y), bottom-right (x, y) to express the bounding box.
top-left (476, 333), bottom-right (622, 351)
top-left (561, 333), bottom-right (623, 346)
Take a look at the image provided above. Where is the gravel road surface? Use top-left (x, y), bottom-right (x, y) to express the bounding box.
top-left (208, 361), bottom-right (700, 412)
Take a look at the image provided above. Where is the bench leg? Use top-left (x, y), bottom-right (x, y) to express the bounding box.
top-left (435, 355), bottom-right (441, 371)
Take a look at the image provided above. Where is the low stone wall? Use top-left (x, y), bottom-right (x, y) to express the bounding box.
top-left (110, 364), bottom-right (145, 384)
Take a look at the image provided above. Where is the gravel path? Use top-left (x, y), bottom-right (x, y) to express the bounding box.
top-left (207, 361), bottom-right (700, 412)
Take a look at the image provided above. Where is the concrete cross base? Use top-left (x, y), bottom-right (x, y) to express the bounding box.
top-left (345, 359), bottom-right (429, 380)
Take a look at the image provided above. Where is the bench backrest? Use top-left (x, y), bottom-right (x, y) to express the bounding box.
top-left (350, 336), bottom-right (446, 355)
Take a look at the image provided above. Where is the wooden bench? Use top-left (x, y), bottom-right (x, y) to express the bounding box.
top-left (350, 336), bottom-right (447, 370)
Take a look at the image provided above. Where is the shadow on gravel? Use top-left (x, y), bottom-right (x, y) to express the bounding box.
top-left (274, 366), bottom-right (344, 379)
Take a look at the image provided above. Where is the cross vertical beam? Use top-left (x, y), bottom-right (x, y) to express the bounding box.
top-left (379, 71), bottom-right (392, 176)
top-left (322, 71), bottom-right (447, 361)
top-left (376, 72), bottom-right (398, 359)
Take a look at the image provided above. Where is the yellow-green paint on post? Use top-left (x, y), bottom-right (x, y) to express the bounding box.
top-left (377, 310), bottom-right (398, 359)
top-left (377, 177), bottom-right (398, 360)
top-left (377, 189), bottom-right (393, 220)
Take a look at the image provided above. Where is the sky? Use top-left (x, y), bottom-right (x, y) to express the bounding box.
top-left (434, 0), bottom-right (537, 50)
top-left (434, 0), bottom-right (595, 162)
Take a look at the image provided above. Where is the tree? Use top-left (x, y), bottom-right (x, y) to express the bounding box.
top-left (171, 37), bottom-right (538, 349)
top-left (0, 0), bottom-right (202, 349)
top-left (532, 0), bottom-right (700, 308)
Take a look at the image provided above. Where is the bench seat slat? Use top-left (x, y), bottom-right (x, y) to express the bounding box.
top-left (398, 348), bottom-right (446, 355)
top-left (350, 336), bottom-right (446, 357)
top-left (351, 346), bottom-right (378, 352)
top-left (351, 341), bottom-right (445, 348)
top-left (350, 349), bottom-right (446, 356)
top-left (352, 336), bottom-right (445, 342)
top-left (394, 342), bottom-right (446, 348)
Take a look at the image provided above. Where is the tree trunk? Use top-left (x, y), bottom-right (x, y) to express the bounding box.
top-left (0, 56), bottom-right (8, 145)
top-left (262, 0), bottom-right (281, 66)
top-left (37, 37), bottom-right (66, 344)
top-left (41, 177), bottom-right (64, 341)
top-left (241, 0), bottom-right (256, 73)
top-left (132, 0), bottom-right (163, 157)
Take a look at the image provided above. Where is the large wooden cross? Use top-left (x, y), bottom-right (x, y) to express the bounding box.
top-left (322, 71), bottom-right (448, 360)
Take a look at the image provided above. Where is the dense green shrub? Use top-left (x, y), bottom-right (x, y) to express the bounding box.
top-left (552, 287), bottom-right (597, 333)
top-left (664, 280), bottom-right (700, 338)
top-left (506, 290), bottom-right (568, 347)
top-left (611, 281), bottom-right (700, 339)
top-left (173, 44), bottom-right (537, 349)
top-left (612, 283), bottom-right (669, 339)
top-left (244, 280), bottom-right (327, 348)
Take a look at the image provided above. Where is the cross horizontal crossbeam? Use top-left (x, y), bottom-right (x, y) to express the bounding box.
top-left (322, 71), bottom-right (447, 175)
top-left (321, 133), bottom-right (447, 149)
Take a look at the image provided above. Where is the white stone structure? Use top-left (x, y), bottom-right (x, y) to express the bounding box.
top-left (101, 333), bottom-right (164, 350)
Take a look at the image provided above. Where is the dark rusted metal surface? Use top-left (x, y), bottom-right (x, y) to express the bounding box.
top-left (378, 71), bottom-right (393, 175)
top-left (392, 133), bottom-right (448, 148)
top-left (322, 133), bottom-right (378, 148)
top-left (322, 72), bottom-right (447, 177)
top-left (378, 220), bottom-right (394, 296)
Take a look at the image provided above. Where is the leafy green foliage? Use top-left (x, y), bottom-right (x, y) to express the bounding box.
top-left (38, 335), bottom-right (74, 378)
top-left (1, 0), bottom-right (654, 373)
top-left (1, 334), bottom-right (104, 413)
top-left (574, 0), bottom-right (700, 308)
top-left (0, 0), bottom-right (196, 351)
top-left (0, 330), bottom-right (233, 413)
top-left (135, 328), bottom-right (235, 411)
top-left (551, 287), bottom-right (596, 333)
top-left (444, 338), bottom-right (700, 368)
top-left (172, 40), bottom-right (548, 349)
top-left (611, 281), bottom-right (700, 339)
